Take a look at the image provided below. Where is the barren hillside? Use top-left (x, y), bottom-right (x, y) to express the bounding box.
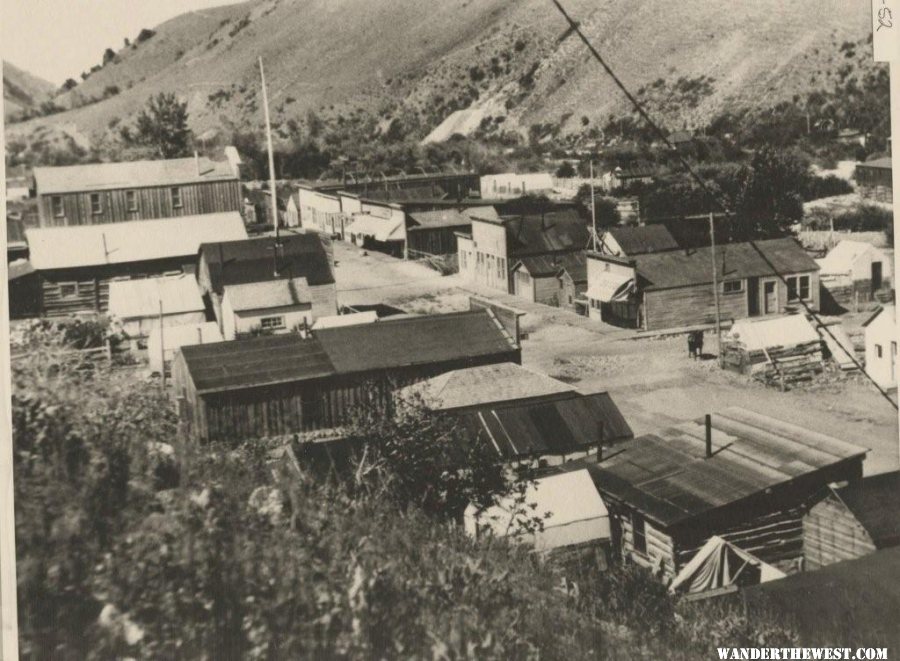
top-left (3, 61), bottom-right (56, 122)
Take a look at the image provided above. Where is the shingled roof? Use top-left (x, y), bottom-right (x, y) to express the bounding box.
top-left (503, 210), bottom-right (590, 257)
top-left (603, 225), bottom-right (679, 255)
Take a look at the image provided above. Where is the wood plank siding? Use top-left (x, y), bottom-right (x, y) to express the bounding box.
top-left (406, 226), bottom-right (466, 256)
top-left (38, 179), bottom-right (242, 227)
top-left (804, 495), bottom-right (877, 570)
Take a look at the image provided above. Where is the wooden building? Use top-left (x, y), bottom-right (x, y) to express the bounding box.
top-left (586, 238), bottom-right (821, 330)
top-left (221, 277), bottom-right (320, 339)
top-left (197, 233), bottom-right (337, 334)
top-left (562, 407), bottom-right (867, 579)
top-left (855, 157), bottom-right (892, 204)
top-left (597, 225), bottom-right (680, 258)
top-left (172, 309), bottom-right (521, 442)
top-left (7, 259), bottom-right (40, 319)
top-left (32, 151), bottom-right (242, 227)
top-left (311, 171), bottom-right (479, 200)
top-left (817, 239), bottom-right (893, 310)
top-left (511, 252), bottom-right (587, 308)
top-left (25, 212), bottom-right (247, 317)
top-left (804, 470), bottom-right (900, 570)
top-left (863, 305), bottom-right (897, 389)
top-left (406, 206), bottom-right (497, 258)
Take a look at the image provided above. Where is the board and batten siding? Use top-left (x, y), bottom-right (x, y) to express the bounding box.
top-left (803, 494), bottom-right (877, 570)
top-left (38, 179), bottom-right (242, 227)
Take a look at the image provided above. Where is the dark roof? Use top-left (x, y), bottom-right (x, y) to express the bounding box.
top-left (514, 251), bottom-right (587, 281)
top-left (634, 238), bottom-right (819, 291)
top-left (558, 252), bottom-right (587, 282)
top-left (571, 407), bottom-right (867, 528)
top-left (503, 210), bottom-right (590, 257)
top-left (858, 156), bottom-right (892, 170)
top-left (181, 310), bottom-right (519, 394)
top-left (407, 206), bottom-right (498, 230)
top-left (314, 310), bottom-right (518, 374)
top-left (605, 225), bottom-right (680, 255)
top-left (740, 546), bottom-right (900, 648)
top-left (833, 471), bottom-right (900, 548)
top-left (200, 233), bottom-right (335, 294)
top-left (455, 392), bottom-right (633, 460)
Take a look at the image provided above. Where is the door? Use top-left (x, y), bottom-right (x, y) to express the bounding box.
top-left (872, 261), bottom-right (883, 293)
top-left (763, 281), bottom-right (777, 314)
top-left (747, 278), bottom-right (760, 316)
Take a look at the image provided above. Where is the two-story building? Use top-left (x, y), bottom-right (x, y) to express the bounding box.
top-left (31, 149), bottom-right (242, 227)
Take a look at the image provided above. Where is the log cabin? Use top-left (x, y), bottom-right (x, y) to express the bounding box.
top-left (803, 470), bottom-right (900, 569)
top-left (855, 157), bottom-right (892, 204)
top-left (586, 237), bottom-right (821, 330)
top-left (25, 212), bottom-right (247, 317)
top-left (557, 407), bottom-right (867, 580)
top-left (172, 309), bottom-right (521, 442)
top-left (31, 151), bottom-right (242, 227)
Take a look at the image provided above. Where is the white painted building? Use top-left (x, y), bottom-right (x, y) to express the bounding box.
top-left (296, 186), bottom-right (346, 235)
top-left (220, 277), bottom-right (325, 339)
top-left (456, 215), bottom-right (510, 292)
top-left (864, 305), bottom-right (897, 389)
top-left (585, 252), bottom-right (636, 321)
top-left (817, 240), bottom-right (893, 295)
top-left (107, 275), bottom-right (206, 350)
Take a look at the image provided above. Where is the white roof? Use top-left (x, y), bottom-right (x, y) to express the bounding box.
top-left (587, 271), bottom-right (633, 302)
top-left (347, 213), bottom-right (404, 242)
top-left (467, 470), bottom-right (608, 536)
top-left (26, 212), bottom-right (248, 270)
top-left (817, 240), bottom-right (882, 275)
top-left (108, 274), bottom-right (204, 319)
top-left (224, 277), bottom-right (311, 312)
top-left (311, 311), bottom-right (379, 329)
top-left (727, 314), bottom-right (820, 351)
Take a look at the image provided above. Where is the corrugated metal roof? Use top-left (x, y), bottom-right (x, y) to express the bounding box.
top-left (635, 238), bottom-right (819, 291)
top-left (605, 225), bottom-right (680, 255)
top-left (834, 471), bottom-right (900, 548)
top-left (27, 212), bottom-right (248, 270)
top-left (314, 310), bottom-right (518, 374)
top-left (224, 277), bottom-right (311, 312)
top-left (727, 314), bottom-right (820, 351)
top-left (575, 407), bottom-right (867, 528)
top-left (33, 156), bottom-right (237, 194)
top-left (456, 392), bottom-right (633, 460)
top-left (200, 233), bottom-right (335, 294)
top-left (400, 362), bottom-right (576, 411)
top-left (108, 274), bottom-right (204, 319)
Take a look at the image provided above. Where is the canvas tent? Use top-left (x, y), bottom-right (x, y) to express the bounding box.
top-left (669, 535), bottom-right (785, 597)
top-left (464, 469), bottom-right (610, 552)
top-left (721, 314), bottom-right (824, 386)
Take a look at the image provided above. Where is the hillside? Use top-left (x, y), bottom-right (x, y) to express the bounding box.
top-left (4, 0), bottom-right (879, 154)
top-left (3, 60), bottom-right (56, 122)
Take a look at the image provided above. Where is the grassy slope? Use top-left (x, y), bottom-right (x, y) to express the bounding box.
top-left (3, 61), bottom-right (56, 121)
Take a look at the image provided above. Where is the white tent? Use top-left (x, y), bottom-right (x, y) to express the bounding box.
top-left (727, 314), bottom-right (820, 352)
top-left (464, 469), bottom-right (610, 552)
top-left (669, 536), bottom-right (785, 596)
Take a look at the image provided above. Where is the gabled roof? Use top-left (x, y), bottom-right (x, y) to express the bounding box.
top-left (515, 251), bottom-right (587, 281)
top-left (407, 206), bottom-right (498, 230)
top-left (817, 240), bottom-right (884, 275)
top-left (27, 212), bottom-right (248, 270)
top-left (224, 277), bottom-right (311, 312)
top-left (108, 274), bottom-right (204, 319)
top-left (634, 238), bottom-right (819, 291)
top-left (575, 407), bottom-right (867, 528)
top-left (857, 156), bottom-right (892, 170)
top-left (33, 156), bottom-right (238, 194)
top-left (200, 233), bottom-right (334, 294)
top-left (604, 225), bottom-right (679, 255)
top-left (833, 470), bottom-right (900, 548)
top-left (456, 392), bottom-right (633, 460)
top-left (400, 362), bottom-right (577, 411)
top-left (504, 210), bottom-right (590, 257)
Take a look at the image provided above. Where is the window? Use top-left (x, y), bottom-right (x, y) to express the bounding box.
top-left (90, 193), bottom-right (102, 215)
top-left (59, 282), bottom-right (79, 298)
top-left (260, 316), bottom-right (285, 330)
top-left (876, 344), bottom-right (883, 359)
top-left (787, 275), bottom-right (811, 301)
top-left (51, 195), bottom-right (64, 218)
top-left (723, 280), bottom-right (744, 294)
top-left (171, 187), bottom-right (182, 208)
top-left (632, 512), bottom-right (647, 555)
top-left (126, 190), bottom-right (138, 212)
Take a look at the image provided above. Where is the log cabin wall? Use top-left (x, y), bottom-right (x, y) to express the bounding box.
top-left (38, 179), bottom-right (241, 227)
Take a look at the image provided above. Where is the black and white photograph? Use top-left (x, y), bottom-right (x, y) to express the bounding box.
top-left (1, 0), bottom-right (898, 658)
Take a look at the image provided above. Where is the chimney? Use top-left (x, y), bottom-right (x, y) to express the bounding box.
top-left (705, 414), bottom-right (712, 458)
top-left (197, 326), bottom-right (203, 345)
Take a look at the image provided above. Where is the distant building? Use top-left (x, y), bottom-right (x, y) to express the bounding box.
top-left (511, 252), bottom-right (587, 308)
top-left (220, 277), bottom-right (319, 339)
top-left (817, 239), bottom-right (893, 309)
top-left (863, 305), bottom-right (896, 389)
top-left (597, 225), bottom-right (680, 257)
top-left (25, 212), bottom-right (247, 317)
top-left (480, 172), bottom-right (554, 199)
top-left (310, 171), bottom-right (479, 201)
top-left (804, 470), bottom-right (900, 570)
top-left (601, 164), bottom-right (654, 191)
top-left (344, 201), bottom-right (407, 257)
top-left (406, 206), bottom-right (498, 257)
top-left (586, 237), bottom-right (821, 330)
top-left (836, 128), bottom-right (866, 147)
top-left (855, 157), bottom-right (892, 204)
top-left (108, 274), bottom-right (206, 350)
top-left (6, 176), bottom-right (30, 201)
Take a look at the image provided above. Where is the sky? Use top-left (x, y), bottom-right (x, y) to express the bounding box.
top-left (2, 0), bottom-right (243, 86)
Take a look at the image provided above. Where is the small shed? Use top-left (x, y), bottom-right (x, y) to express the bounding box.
top-left (817, 239), bottom-right (892, 308)
top-left (863, 305), bottom-right (897, 388)
top-left (221, 277), bottom-right (314, 339)
top-left (108, 274), bottom-right (206, 349)
top-left (669, 535), bottom-right (785, 597)
top-left (147, 321), bottom-right (223, 375)
top-left (464, 469), bottom-right (611, 553)
top-left (855, 156), bottom-right (892, 203)
top-left (721, 315), bottom-right (824, 387)
top-left (804, 470), bottom-right (900, 570)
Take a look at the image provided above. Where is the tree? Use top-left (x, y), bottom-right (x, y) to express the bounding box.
top-left (103, 48), bottom-right (117, 65)
top-left (731, 147), bottom-right (807, 239)
top-left (128, 93), bottom-right (192, 158)
top-left (61, 78), bottom-right (78, 92)
top-left (576, 185), bottom-right (621, 228)
top-left (556, 161), bottom-right (576, 178)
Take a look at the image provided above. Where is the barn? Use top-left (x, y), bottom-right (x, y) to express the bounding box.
top-left (25, 212), bottom-right (247, 317)
top-left (172, 309), bottom-right (521, 442)
top-left (563, 407), bottom-right (867, 579)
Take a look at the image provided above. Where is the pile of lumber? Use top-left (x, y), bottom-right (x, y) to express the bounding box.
top-left (721, 338), bottom-right (824, 390)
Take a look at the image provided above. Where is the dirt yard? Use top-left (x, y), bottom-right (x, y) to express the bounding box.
top-left (334, 242), bottom-right (900, 476)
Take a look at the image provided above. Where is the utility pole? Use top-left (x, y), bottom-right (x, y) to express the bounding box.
top-left (709, 212), bottom-right (722, 361)
top-left (159, 298), bottom-right (166, 390)
top-left (259, 57), bottom-right (280, 254)
top-left (589, 160), bottom-right (598, 251)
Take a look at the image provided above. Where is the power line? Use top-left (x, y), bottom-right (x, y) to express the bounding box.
top-left (549, 0), bottom-right (898, 411)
